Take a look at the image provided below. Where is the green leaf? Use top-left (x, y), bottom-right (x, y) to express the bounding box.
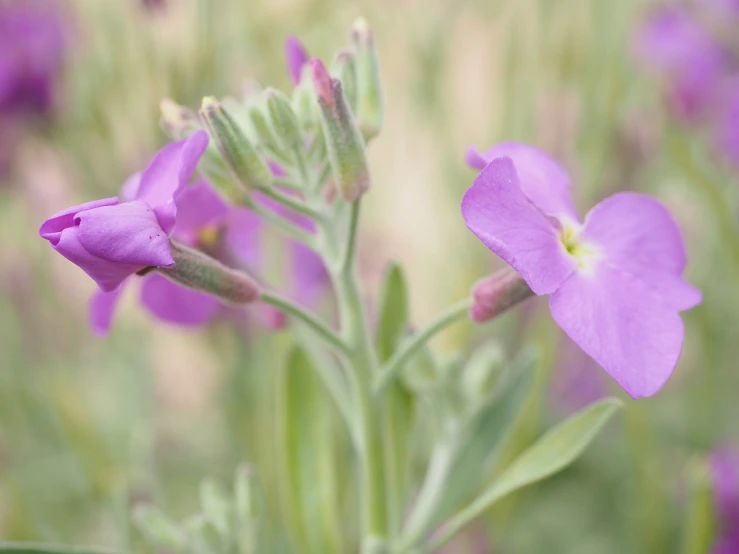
top-left (399, 359), bottom-right (535, 550)
top-left (276, 346), bottom-right (343, 554)
top-left (426, 397), bottom-right (622, 553)
top-left (376, 262), bottom-right (410, 363)
top-left (0, 546), bottom-right (122, 554)
top-left (681, 459), bottom-right (715, 554)
top-left (375, 262), bottom-right (415, 533)
top-left (133, 505), bottom-right (187, 551)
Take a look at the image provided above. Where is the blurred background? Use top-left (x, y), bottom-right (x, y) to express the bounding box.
top-left (1, 0), bottom-right (738, 552)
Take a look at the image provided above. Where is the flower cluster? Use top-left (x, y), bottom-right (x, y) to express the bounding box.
top-left (635, 1), bottom-right (739, 167)
top-left (463, 142), bottom-right (701, 398)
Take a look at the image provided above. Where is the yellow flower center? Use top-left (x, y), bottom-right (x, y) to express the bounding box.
top-left (559, 221), bottom-right (602, 275)
top-left (198, 225), bottom-right (221, 248)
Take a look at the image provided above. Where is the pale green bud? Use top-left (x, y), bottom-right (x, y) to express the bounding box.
top-left (265, 87), bottom-right (302, 150)
top-left (331, 50), bottom-right (358, 112)
top-left (351, 18), bottom-right (383, 140)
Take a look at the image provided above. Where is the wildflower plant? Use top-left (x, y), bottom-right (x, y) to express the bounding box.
top-left (34, 18), bottom-right (700, 554)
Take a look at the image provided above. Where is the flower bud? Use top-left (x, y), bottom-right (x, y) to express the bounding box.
top-left (158, 241), bottom-right (261, 305)
top-left (461, 343), bottom-right (506, 406)
top-left (265, 87), bottom-right (302, 150)
top-left (469, 268), bottom-right (534, 323)
top-left (160, 98), bottom-right (201, 140)
top-left (200, 96), bottom-right (272, 190)
top-left (248, 102), bottom-right (280, 150)
top-left (285, 35), bottom-right (309, 86)
top-left (351, 18), bottom-right (383, 141)
top-left (310, 58), bottom-right (370, 202)
top-left (133, 506), bottom-right (186, 551)
top-left (331, 50), bottom-right (358, 112)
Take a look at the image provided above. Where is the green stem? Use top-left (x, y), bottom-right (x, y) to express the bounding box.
top-left (260, 291), bottom-right (348, 355)
top-left (257, 185), bottom-right (324, 221)
top-left (373, 299), bottom-right (472, 393)
top-left (332, 266), bottom-right (388, 550)
top-left (342, 200), bottom-right (361, 274)
top-left (245, 200), bottom-right (316, 247)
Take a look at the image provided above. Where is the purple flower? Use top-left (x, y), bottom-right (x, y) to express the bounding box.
top-left (716, 82), bottom-right (739, 167)
top-left (711, 448), bottom-right (739, 553)
top-left (635, 5), bottom-right (726, 119)
top-left (285, 35), bottom-right (309, 86)
top-left (462, 142), bottom-right (701, 398)
top-left (40, 131), bottom-right (208, 292)
top-left (0, 0), bottom-right (66, 115)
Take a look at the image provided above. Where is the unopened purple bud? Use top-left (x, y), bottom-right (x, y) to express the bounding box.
top-left (470, 269), bottom-right (534, 323)
top-left (159, 241), bottom-right (261, 305)
top-left (285, 36), bottom-right (309, 86)
top-left (310, 58), bottom-right (335, 107)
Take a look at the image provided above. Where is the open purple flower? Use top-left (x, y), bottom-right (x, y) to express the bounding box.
top-left (89, 179), bottom-right (264, 335)
top-left (635, 5), bottom-right (727, 119)
top-left (40, 131), bottom-right (208, 292)
top-left (462, 142), bottom-right (701, 398)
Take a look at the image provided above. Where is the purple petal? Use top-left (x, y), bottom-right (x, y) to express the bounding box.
top-left (636, 6), bottom-right (722, 72)
top-left (89, 283), bottom-right (128, 336)
top-left (461, 157), bottom-right (577, 295)
top-left (581, 192), bottom-right (701, 311)
top-left (39, 197), bottom-right (119, 244)
top-left (711, 447), bottom-right (739, 524)
top-left (52, 226), bottom-right (144, 292)
top-left (291, 241), bottom-right (329, 306)
top-left (716, 85), bottom-right (739, 168)
top-left (549, 264), bottom-right (685, 398)
top-left (140, 272), bottom-right (222, 326)
top-left (285, 35), bottom-right (309, 86)
top-left (173, 180), bottom-right (230, 240)
top-left (224, 208), bottom-right (264, 268)
top-left (135, 130), bottom-right (209, 234)
top-left (76, 200), bottom-right (175, 268)
top-left (465, 145), bottom-right (488, 170)
top-left (120, 172), bottom-right (142, 202)
top-left (471, 142), bottom-right (578, 221)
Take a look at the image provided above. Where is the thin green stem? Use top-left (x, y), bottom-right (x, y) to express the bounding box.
top-left (341, 200), bottom-right (361, 274)
top-left (373, 299), bottom-right (472, 394)
top-left (273, 178), bottom-right (302, 191)
top-left (260, 291), bottom-right (348, 355)
top-left (245, 200), bottom-right (316, 247)
top-left (257, 186), bottom-right (324, 221)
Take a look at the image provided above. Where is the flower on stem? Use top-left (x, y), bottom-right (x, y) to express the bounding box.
top-left (39, 131), bottom-right (209, 293)
top-left (462, 142), bottom-right (701, 398)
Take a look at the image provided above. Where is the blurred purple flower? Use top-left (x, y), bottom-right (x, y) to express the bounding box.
top-left (463, 142), bottom-right (701, 398)
top-left (716, 83), bottom-right (739, 167)
top-left (39, 131), bottom-right (209, 294)
top-left (711, 447), bottom-right (739, 553)
top-left (0, 0), bottom-right (66, 115)
top-left (635, 5), bottom-right (726, 119)
top-left (285, 35), bottom-right (309, 86)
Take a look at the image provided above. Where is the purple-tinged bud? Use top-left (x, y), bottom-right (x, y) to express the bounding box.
top-left (285, 35), bottom-right (309, 86)
top-left (331, 50), bottom-right (358, 112)
top-left (470, 268), bottom-right (534, 323)
top-left (158, 241), bottom-right (261, 305)
top-left (311, 58), bottom-right (370, 202)
top-left (311, 58), bottom-right (335, 107)
top-left (160, 98), bottom-right (201, 140)
top-left (350, 18), bottom-right (383, 141)
top-left (200, 96), bottom-right (273, 191)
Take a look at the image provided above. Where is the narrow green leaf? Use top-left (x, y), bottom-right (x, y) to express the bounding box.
top-left (132, 505), bottom-right (186, 551)
top-left (425, 398), bottom-right (622, 553)
top-left (400, 359), bottom-right (535, 550)
top-left (276, 346), bottom-right (343, 554)
top-left (376, 262), bottom-right (410, 363)
top-left (375, 262), bottom-right (415, 533)
top-left (681, 459), bottom-right (715, 554)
